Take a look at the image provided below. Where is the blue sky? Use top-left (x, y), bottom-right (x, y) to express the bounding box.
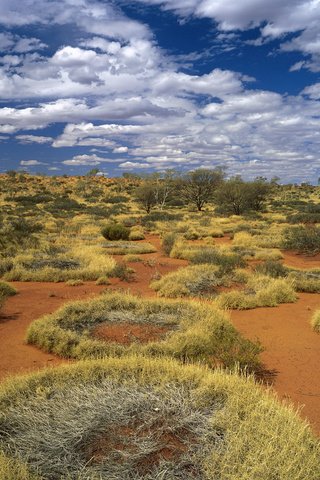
top-left (0, 0), bottom-right (320, 182)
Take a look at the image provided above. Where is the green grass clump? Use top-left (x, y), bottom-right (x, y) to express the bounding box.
top-left (283, 225), bottom-right (320, 255)
top-left (162, 232), bottom-right (177, 256)
top-left (254, 260), bottom-right (288, 278)
top-left (26, 291), bottom-right (261, 370)
top-left (288, 271), bottom-right (320, 293)
top-left (128, 226), bottom-right (145, 240)
top-left (151, 264), bottom-right (227, 298)
top-left (171, 242), bottom-right (245, 274)
top-left (101, 222), bottom-right (130, 241)
top-left (0, 357), bottom-right (319, 480)
top-left (0, 281), bottom-right (17, 297)
top-left (217, 275), bottom-right (297, 310)
top-left (311, 310), bottom-right (320, 332)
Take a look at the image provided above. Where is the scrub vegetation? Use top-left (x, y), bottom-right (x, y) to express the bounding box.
top-left (1, 171), bottom-right (320, 478)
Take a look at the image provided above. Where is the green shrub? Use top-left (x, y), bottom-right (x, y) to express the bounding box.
top-left (162, 232), bottom-right (177, 256)
top-left (283, 226), bottom-right (320, 255)
top-left (288, 271), bottom-right (320, 293)
top-left (112, 263), bottom-right (135, 281)
top-left (254, 260), bottom-right (288, 278)
top-left (0, 281), bottom-right (17, 297)
top-left (101, 223), bottom-right (130, 241)
top-left (128, 226), bottom-right (145, 240)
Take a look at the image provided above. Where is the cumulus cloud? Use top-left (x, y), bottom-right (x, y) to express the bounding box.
top-left (16, 135), bottom-right (53, 144)
top-left (20, 160), bottom-right (46, 166)
top-left (62, 153), bottom-right (122, 166)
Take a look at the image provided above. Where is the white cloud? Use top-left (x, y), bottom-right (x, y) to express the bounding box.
top-left (62, 153), bottom-right (122, 166)
top-left (0, 0), bottom-right (151, 40)
top-left (119, 161), bottom-right (150, 169)
top-left (20, 160), bottom-right (46, 166)
top-left (16, 135), bottom-right (53, 144)
top-left (113, 146), bottom-right (128, 153)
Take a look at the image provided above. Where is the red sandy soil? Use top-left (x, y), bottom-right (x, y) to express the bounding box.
top-left (0, 282), bottom-right (106, 380)
top-left (0, 234), bottom-right (320, 436)
top-left (231, 293), bottom-right (320, 435)
top-left (93, 322), bottom-right (171, 345)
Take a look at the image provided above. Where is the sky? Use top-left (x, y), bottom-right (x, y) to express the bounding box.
top-left (0, 0), bottom-right (320, 182)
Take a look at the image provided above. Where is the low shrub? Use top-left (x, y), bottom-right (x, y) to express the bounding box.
top-left (283, 226), bottom-right (320, 255)
top-left (101, 223), bottom-right (130, 241)
top-left (254, 261), bottom-right (288, 278)
top-left (0, 357), bottom-right (319, 479)
top-left (151, 264), bottom-right (227, 298)
top-left (128, 226), bottom-right (145, 241)
top-left (162, 232), bottom-right (177, 256)
top-left (287, 270), bottom-right (320, 293)
top-left (112, 263), bottom-right (136, 282)
top-left (0, 281), bottom-right (17, 297)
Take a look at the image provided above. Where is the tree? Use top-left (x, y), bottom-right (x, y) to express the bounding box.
top-left (86, 168), bottom-right (100, 176)
top-left (180, 168), bottom-right (224, 211)
top-left (215, 177), bottom-right (248, 215)
top-left (245, 178), bottom-right (272, 211)
top-left (215, 176), bottom-right (271, 215)
top-left (134, 182), bottom-right (157, 213)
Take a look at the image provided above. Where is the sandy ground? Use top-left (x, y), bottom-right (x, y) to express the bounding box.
top-left (0, 234), bottom-right (319, 435)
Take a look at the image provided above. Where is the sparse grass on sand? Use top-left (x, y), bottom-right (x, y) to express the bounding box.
top-left (150, 264), bottom-right (227, 298)
top-left (0, 357), bottom-right (319, 479)
top-left (217, 274), bottom-right (297, 310)
top-left (26, 291), bottom-right (261, 370)
top-left (3, 245), bottom-right (116, 282)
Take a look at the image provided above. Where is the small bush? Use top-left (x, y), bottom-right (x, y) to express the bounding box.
top-left (162, 233), bottom-right (177, 256)
top-left (283, 226), bottom-right (320, 255)
top-left (288, 271), bottom-right (320, 293)
top-left (0, 281), bottom-right (17, 297)
top-left (128, 226), bottom-right (145, 241)
top-left (101, 223), bottom-right (130, 241)
top-left (112, 263), bottom-right (135, 282)
top-left (254, 261), bottom-right (288, 278)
